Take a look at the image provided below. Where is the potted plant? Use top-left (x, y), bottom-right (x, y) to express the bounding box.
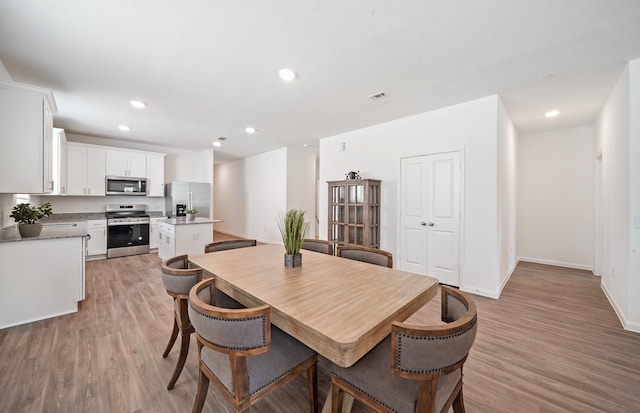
top-left (10, 202), bottom-right (53, 238)
top-left (276, 209), bottom-right (308, 267)
top-left (185, 208), bottom-right (198, 222)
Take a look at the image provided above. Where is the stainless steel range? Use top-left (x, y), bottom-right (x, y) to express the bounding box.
top-left (106, 204), bottom-right (150, 258)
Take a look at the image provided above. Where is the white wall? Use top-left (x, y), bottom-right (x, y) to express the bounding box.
top-left (0, 58), bottom-right (11, 81)
top-left (595, 59), bottom-right (640, 332)
top-left (517, 125), bottom-right (595, 270)
top-left (214, 158), bottom-right (248, 237)
top-left (319, 95), bottom-right (503, 297)
top-left (497, 99), bottom-right (518, 291)
top-left (286, 148), bottom-right (317, 238)
top-left (627, 59), bottom-right (640, 327)
top-left (214, 148), bottom-right (288, 243)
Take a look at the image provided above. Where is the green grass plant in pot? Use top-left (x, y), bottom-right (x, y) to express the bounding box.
top-left (10, 202), bottom-right (52, 238)
top-left (277, 209), bottom-right (308, 267)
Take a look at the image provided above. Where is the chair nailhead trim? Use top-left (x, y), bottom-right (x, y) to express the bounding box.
top-left (395, 318), bottom-right (477, 374)
top-left (191, 303), bottom-right (267, 350)
top-left (443, 292), bottom-right (466, 321)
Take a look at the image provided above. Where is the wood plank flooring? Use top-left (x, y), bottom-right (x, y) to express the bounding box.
top-left (1, 244), bottom-right (639, 412)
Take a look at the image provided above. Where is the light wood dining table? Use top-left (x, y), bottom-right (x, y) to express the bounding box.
top-left (189, 243), bottom-right (439, 412)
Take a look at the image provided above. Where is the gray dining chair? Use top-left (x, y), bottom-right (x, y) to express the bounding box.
top-left (203, 239), bottom-right (258, 309)
top-left (301, 239), bottom-right (334, 255)
top-left (204, 239), bottom-right (257, 253)
top-left (330, 286), bottom-right (478, 413)
top-left (188, 278), bottom-right (319, 413)
top-left (336, 245), bottom-right (393, 268)
top-left (160, 254), bottom-right (203, 390)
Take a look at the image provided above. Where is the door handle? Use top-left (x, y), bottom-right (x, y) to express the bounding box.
top-left (428, 222), bottom-right (435, 226)
top-left (421, 222), bottom-right (427, 226)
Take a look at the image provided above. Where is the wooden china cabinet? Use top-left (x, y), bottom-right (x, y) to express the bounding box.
top-left (328, 179), bottom-right (381, 248)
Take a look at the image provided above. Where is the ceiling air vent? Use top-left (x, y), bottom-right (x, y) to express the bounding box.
top-left (368, 91), bottom-right (388, 100)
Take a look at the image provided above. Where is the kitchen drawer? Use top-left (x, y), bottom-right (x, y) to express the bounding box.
top-left (87, 219), bottom-right (107, 229)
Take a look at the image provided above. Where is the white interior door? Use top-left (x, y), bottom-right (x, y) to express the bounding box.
top-left (400, 152), bottom-right (461, 286)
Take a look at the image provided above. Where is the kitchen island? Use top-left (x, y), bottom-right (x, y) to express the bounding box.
top-left (0, 223), bottom-right (88, 329)
top-left (157, 217), bottom-right (222, 260)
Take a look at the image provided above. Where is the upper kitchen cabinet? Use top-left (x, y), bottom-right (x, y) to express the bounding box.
top-left (0, 80), bottom-right (57, 194)
top-left (52, 128), bottom-right (68, 195)
top-left (106, 149), bottom-right (147, 178)
top-left (146, 153), bottom-right (165, 197)
top-left (67, 143), bottom-right (106, 196)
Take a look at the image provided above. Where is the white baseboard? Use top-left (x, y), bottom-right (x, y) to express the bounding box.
top-left (518, 256), bottom-right (594, 272)
top-left (460, 259), bottom-right (518, 300)
top-left (601, 283), bottom-right (640, 333)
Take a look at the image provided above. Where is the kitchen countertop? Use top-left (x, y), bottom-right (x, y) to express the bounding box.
top-left (159, 217), bottom-right (223, 225)
top-left (0, 222), bottom-right (89, 243)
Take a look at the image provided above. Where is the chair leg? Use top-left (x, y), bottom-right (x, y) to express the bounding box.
top-left (331, 381), bottom-right (343, 413)
top-left (162, 318), bottom-right (179, 358)
top-left (192, 368), bottom-right (210, 413)
top-left (167, 331), bottom-right (190, 390)
top-left (452, 387), bottom-right (465, 413)
top-left (307, 362), bottom-right (318, 413)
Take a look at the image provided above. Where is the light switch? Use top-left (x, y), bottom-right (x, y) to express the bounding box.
top-left (635, 216), bottom-right (640, 229)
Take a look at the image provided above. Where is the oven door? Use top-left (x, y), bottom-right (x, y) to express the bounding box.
top-left (107, 221), bottom-right (150, 258)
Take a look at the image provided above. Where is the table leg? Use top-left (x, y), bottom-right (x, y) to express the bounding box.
top-left (321, 392), bottom-right (354, 413)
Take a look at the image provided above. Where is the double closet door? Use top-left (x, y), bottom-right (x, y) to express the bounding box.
top-left (400, 151), bottom-right (461, 286)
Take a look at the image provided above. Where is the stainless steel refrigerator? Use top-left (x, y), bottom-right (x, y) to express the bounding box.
top-left (165, 182), bottom-right (211, 218)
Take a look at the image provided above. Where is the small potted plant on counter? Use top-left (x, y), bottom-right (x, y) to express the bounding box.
top-left (277, 209), bottom-right (308, 268)
top-left (10, 202), bottom-right (53, 238)
top-left (185, 208), bottom-right (198, 222)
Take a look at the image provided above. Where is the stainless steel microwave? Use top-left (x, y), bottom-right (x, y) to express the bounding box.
top-left (106, 176), bottom-right (147, 196)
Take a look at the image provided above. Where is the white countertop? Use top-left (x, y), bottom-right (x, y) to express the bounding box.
top-left (159, 217), bottom-right (223, 225)
top-left (0, 222), bottom-right (89, 243)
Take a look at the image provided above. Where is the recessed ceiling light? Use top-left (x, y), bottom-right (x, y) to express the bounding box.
top-left (213, 141), bottom-right (222, 147)
top-left (545, 109), bottom-right (560, 118)
top-left (118, 125), bottom-right (131, 131)
top-left (278, 68), bottom-right (297, 81)
top-left (245, 127), bottom-right (256, 134)
top-left (130, 100), bottom-right (146, 109)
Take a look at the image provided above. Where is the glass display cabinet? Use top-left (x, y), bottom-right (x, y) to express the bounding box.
top-left (328, 179), bottom-right (381, 248)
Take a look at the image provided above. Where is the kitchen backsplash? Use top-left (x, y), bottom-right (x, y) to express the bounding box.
top-left (38, 194), bottom-right (166, 214)
top-left (1, 193), bottom-right (167, 228)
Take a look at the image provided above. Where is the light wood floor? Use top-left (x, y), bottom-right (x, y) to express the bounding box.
top-left (1, 238), bottom-right (639, 412)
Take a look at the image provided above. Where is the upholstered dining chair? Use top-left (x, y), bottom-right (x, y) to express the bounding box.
top-left (336, 245), bottom-right (393, 268)
top-left (204, 239), bottom-right (257, 253)
top-left (188, 278), bottom-right (319, 413)
top-left (203, 239), bottom-right (258, 309)
top-left (160, 254), bottom-right (203, 390)
top-left (301, 238), bottom-right (334, 255)
top-left (330, 286), bottom-right (478, 413)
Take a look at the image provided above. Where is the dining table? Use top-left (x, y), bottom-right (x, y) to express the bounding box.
top-left (188, 243), bottom-right (440, 412)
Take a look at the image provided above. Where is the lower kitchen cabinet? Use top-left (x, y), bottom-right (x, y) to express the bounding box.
top-left (86, 219), bottom-right (107, 257)
top-left (157, 219), bottom-right (213, 260)
top-left (150, 217), bottom-right (162, 250)
top-left (0, 235), bottom-right (86, 329)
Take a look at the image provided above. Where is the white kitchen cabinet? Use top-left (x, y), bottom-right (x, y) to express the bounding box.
top-left (146, 153), bottom-right (166, 197)
top-left (67, 143), bottom-right (106, 196)
top-left (157, 219), bottom-right (213, 260)
top-left (0, 235), bottom-right (85, 328)
top-left (150, 217), bottom-right (162, 250)
top-left (106, 149), bottom-right (147, 178)
top-left (0, 80), bottom-right (57, 194)
top-left (86, 219), bottom-right (107, 257)
top-left (52, 128), bottom-right (68, 195)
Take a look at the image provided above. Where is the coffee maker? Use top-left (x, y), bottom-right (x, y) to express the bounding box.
top-left (176, 203), bottom-right (187, 217)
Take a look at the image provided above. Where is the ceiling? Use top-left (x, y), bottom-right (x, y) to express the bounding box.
top-left (1, 1), bottom-right (639, 163)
